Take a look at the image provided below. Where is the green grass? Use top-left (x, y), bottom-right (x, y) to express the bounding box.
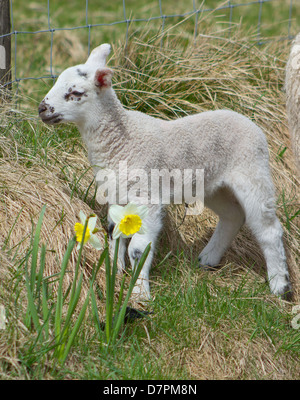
top-left (2, 243), bottom-right (299, 379)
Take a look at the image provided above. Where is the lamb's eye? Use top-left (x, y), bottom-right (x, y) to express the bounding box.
top-left (72, 91), bottom-right (84, 96)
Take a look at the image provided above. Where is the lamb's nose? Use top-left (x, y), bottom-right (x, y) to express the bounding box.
top-left (38, 102), bottom-right (47, 114)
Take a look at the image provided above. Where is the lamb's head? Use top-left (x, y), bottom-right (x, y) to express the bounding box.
top-left (38, 43), bottom-right (113, 125)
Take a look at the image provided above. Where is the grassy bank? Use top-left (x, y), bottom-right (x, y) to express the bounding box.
top-left (0, 0), bottom-right (299, 380)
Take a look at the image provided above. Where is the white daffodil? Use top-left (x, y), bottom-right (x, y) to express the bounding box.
top-left (74, 211), bottom-right (102, 250)
top-left (109, 203), bottom-right (149, 239)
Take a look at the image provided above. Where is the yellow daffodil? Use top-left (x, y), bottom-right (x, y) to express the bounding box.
top-left (109, 203), bottom-right (149, 239)
top-left (74, 211), bottom-right (102, 250)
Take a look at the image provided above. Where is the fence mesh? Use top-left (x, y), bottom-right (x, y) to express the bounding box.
top-left (0, 0), bottom-right (299, 92)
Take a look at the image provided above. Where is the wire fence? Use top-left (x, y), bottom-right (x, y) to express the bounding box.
top-left (0, 0), bottom-right (299, 91)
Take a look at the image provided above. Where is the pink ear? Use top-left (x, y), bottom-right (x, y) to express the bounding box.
top-left (94, 68), bottom-right (113, 88)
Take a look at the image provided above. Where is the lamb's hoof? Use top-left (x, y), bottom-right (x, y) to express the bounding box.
top-left (99, 307), bottom-right (152, 331)
top-left (131, 280), bottom-right (151, 306)
top-left (270, 275), bottom-right (293, 302)
top-left (131, 290), bottom-right (151, 306)
top-left (198, 259), bottom-right (221, 271)
top-left (198, 251), bottom-right (222, 271)
top-left (122, 307), bottom-right (152, 323)
top-left (280, 284), bottom-right (293, 302)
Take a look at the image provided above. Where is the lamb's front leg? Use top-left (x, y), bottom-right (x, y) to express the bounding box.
top-left (128, 205), bottom-right (163, 302)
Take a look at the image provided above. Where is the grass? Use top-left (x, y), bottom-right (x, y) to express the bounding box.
top-left (0, 0), bottom-right (299, 380)
top-left (2, 250), bottom-right (299, 380)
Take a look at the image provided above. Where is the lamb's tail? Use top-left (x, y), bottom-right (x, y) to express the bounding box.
top-left (285, 33), bottom-right (300, 171)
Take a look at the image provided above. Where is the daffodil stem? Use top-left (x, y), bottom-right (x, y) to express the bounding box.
top-left (115, 274), bottom-right (126, 322)
top-left (111, 243), bottom-right (151, 344)
top-left (110, 237), bottom-right (119, 308)
top-left (55, 219), bottom-right (89, 359)
top-left (103, 231), bottom-right (151, 346)
top-left (54, 237), bottom-right (76, 350)
top-left (105, 236), bottom-right (120, 344)
top-left (104, 235), bottom-right (112, 343)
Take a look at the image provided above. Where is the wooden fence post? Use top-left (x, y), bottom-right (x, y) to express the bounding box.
top-left (0, 0), bottom-right (11, 92)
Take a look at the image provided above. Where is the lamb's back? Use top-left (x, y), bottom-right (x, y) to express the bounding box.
top-left (124, 109), bottom-right (268, 173)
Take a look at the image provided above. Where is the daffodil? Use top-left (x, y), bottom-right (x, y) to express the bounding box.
top-left (109, 203), bottom-right (149, 239)
top-left (74, 211), bottom-right (102, 250)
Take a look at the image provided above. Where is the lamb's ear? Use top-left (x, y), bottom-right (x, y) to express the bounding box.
top-left (86, 43), bottom-right (111, 68)
top-left (94, 68), bottom-right (114, 89)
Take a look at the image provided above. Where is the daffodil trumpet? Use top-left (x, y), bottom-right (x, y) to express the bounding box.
top-left (74, 211), bottom-right (102, 250)
top-left (108, 203), bottom-right (149, 240)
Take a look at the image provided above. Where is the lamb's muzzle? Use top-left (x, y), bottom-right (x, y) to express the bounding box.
top-left (38, 99), bottom-right (62, 124)
top-left (38, 101), bottom-right (47, 114)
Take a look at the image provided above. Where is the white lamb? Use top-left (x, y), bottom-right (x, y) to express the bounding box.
top-left (38, 43), bottom-right (292, 301)
top-left (285, 32), bottom-right (300, 171)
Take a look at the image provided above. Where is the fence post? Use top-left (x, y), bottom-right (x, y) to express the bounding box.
top-left (0, 0), bottom-right (11, 92)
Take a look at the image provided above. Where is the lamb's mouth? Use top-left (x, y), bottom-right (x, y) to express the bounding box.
top-left (40, 113), bottom-right (63, 124)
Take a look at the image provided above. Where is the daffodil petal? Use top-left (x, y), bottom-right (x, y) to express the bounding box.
top-left (121, 232), bottom-right (134, 238)
top-left (89, 234), bottom-right (102, 250)
top-left (137, 205), bottom-right (149, 219)
top-left (138, 224), bottom-right (148, 235)
top-left (88, 216), bottom-right (97, 232)
top-left (79, 210), bottom-right (87, 225)
top-left (112, 224), bottom-right (122, 240)
top-left (125, 203), bottom-right (149, 219)
top-left (123, 202), bottom-right (139, 215)
top-left (109, 205), bottom-right (124, 223)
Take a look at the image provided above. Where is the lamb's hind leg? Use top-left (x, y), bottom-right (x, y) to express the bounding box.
top-left (230, 174), bottom-right (292, 300)
top-left (199, 187), bottom-right (245, 268)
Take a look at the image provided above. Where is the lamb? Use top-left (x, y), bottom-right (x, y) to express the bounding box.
top-left (285, 32), bottom-right (300, 171)
top-left (38, 43), bottom-right (292, 301)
